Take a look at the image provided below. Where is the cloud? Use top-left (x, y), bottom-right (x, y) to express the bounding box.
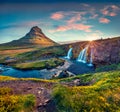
top-left (67, 12), bottom-right (86, 24)
top-left (99, 17), bottom-right (110, 24)
top-left (51, 11), bottom-right (87, 23)
top-left (50, 4), bottom-right (119, 33)
top-left (49, 23), bottom-right (92, 33)
top-left (111, 5), bottom-right (120, 10)
top-left (81, 3), bottom-right (90, 7)
top-left (50, 4), bottom-right (97, 24)
top-left (50, 9), bottom-right (96, 33)
top-left (67, 16), bottom-right (80, 24)
top-left (50, 12), bottom-right (64, 20)
top-left (89, 14), bottom-right (98, 19)
top-left (101, 5), bottom-right (120, 17)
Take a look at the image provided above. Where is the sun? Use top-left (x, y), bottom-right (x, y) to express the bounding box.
top-left (88, 38), bottom-right (93, 42)
top-left (89, 40), bottom-right (93, 42)
top-left (87, 37), bottom-right (94, 42)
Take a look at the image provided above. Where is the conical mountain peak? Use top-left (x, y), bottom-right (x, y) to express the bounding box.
top-left (24, 26), bottom-right (45, 39)
top-left (18, 26), bottom-right (57, 46)
top-left (30, 26), bottom-right (42, 33)
top-left (1, 26), bottom-right (58, 47)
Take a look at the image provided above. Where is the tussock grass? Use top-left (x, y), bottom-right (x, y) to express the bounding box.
top-left (52, 70), bottom-right (120, 112)
top-left (0, 87), bottom-right (35, 112)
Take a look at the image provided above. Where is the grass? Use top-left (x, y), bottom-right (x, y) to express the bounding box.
top-left (0, 87), bottom-right (35, 112)
top-left (13, 58), bottom-right (64, 70)
top-left (0, 75), bottom-right (58, 83)
top-left (0, 45), bottom-right (66, 69)
top-left (95, 63), bottom-right (120, 72)
top-left (0, 75), bottom-right (52, 82)
top-left (15, 46), bottom-right (66, 62)
top-left (0, 46), bottom-right (37, 63)
top-left (0, 76), bottom-right (17, 81)
top-left (52, 70), bottom-right (120, 112)
top-left (0, 70), bottom-right (120, 112)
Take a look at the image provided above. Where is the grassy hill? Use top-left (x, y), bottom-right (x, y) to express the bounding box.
top-left (0, 70), bottom-right (120, 112)
top-left (53, 70), bottom-right (120, 112)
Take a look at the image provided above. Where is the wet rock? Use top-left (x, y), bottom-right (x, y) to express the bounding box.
top-left (44, 99), bottom-right (50, 103)
top-left (73, 79), bottom-right (81, 86)
top-left (89, 78), bottom-right (96, 85)
top-left (27, 87), bottom-right (32, 90)
top-left (37, 100), bottom-right (57, 112)
top-left (52, 70), bottom-right (75, 78)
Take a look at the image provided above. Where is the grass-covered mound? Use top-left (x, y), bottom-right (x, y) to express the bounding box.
top-left (13, 58), bottom-right (64, 70)
top-left (95, 63), bottom-right (120, 72)
top-left (0, 87), bottom-right (35, 112)
top-left (52, 70), bottom-right (120, 112)
top-left (16, 46), bottom-right (65, 62)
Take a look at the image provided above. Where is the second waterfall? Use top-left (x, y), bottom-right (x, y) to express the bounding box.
top-left (77, 47), bottom-right (88, 63)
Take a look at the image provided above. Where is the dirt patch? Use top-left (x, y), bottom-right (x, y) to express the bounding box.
top-left (0, 80), bottom-right (57, 112)
top-left (0, 48), bottom-right (35, 55)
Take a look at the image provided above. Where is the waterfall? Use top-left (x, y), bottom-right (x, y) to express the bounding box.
top-left (77, 47), bottom-right (88, 63)
top-left (65, 48), bottom-right (73, 59)
top-left (88, 48), bottom-right (93, 66)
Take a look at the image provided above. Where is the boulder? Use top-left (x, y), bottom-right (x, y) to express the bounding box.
top-left (52, 70), bottom-right (75, 78)
top-left (73, 79), bottom-right (81, 86)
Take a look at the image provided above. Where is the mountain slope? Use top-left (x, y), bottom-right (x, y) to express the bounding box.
top-left (0, 26), bottom-right (58, 47)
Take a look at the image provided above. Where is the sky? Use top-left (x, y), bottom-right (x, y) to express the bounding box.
top-left (0, 0), bottom-right (120, 43)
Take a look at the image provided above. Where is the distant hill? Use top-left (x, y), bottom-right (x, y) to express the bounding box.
top-left (0, 26), bottom-right (58, 47)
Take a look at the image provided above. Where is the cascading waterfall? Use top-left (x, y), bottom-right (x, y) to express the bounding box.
top-left (65, 46), bottom-right (94, 66)
top-left (65, 48), bottom-right (73, 59)
top-left (88, 48), bottom-right (93, 66)
top-left (77, 47), bottom-right (88, 63)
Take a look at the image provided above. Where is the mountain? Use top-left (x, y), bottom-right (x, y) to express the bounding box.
top-left (0, 26), bottom-right (58, 47)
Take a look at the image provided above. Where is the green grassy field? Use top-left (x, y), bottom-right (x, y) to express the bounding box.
top-left (52, 70), bottom-right (120, 112)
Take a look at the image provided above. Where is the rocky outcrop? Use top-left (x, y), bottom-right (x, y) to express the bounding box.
top-left (52, 70), bottom-right (75, 78)
top-left (62, 37), bottom-right (120, 66)
top-left (92, 38), bottom-right (120, 66)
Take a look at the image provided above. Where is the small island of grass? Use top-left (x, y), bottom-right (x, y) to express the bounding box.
top-left (13, 58), bottom-right (65, 70)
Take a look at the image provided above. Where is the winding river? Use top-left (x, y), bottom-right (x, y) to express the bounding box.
top-left (0, 59), bottom-right (94, 79)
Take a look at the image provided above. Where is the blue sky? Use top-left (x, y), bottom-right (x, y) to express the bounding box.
top-left (0, 0), bottom-right (120, 43)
